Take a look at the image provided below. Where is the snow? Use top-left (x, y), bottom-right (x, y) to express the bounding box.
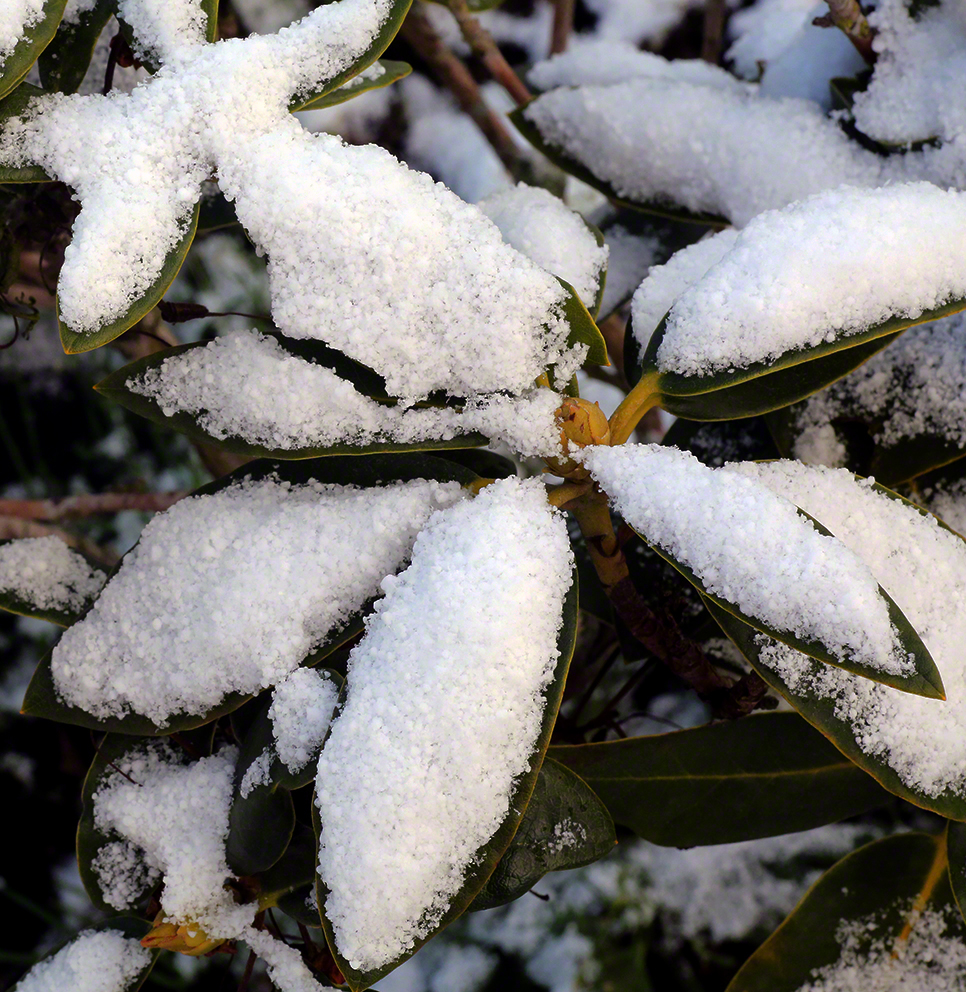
top-left (630, 229), bottom-right (737, 347)
top-left (584, 445), bottom-right (909, 675)
top-left (243, 926), bottom-right (326, 992)
top-left (796, 907), bottom-right (966, 992)
top-left (128, 328), bottom-right (567, 458)
top-left (597, 224), bottom-right (661, 320)
top-left (50, 476), bottom-right (466, 725)
top-left (734, 461), bottom-right (966, 797)
top-left (728, 0), bottom-right (823, 78)
top-left (239, 748), bottom-right (273, 797)
top-left (478, 185), bottom-right (607, 308)
top-left (116, 0), bottom-right (208, 64)
top-left (0, 1), bottom-right (43, 60)
top-left (921, 478), bottom-right (966, 538)
top-left (316, 477), bottom-right (573, 972)
top-left (788, 312), bottom-right (966, 467)
top-left (13, 928), bottom-right (151, 992)
top-left (580, 0), bottom-right (704, 47)
top-left (269, 667), bottom-right (339, 773)
top-left (63, 0), bottom-right (101, 25)
top-left (92, 740), bottom-right (253, 936)
top-left (0, 537), bottom-right (105, 614)
top-left (652, 183), bottom-right (966, 377)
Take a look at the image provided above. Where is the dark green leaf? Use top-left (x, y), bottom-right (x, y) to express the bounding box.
top-left (637, 294), bottom-right (966, 421)
top-left (705, 598), bottom-right (966, 819)
top-left (287, 0), bottom-right (412, 111)
top-left (320, 571), bottom-right (580, 992)
top-left (94, 336), bottom-right (491, 459)
top-left (257, 823), bottom-right (319, 925)
top-left (226, 766), bottom-right (295, 878)
top-left (202, 0), bottom-right (218, 42)
top-left (469, 757), bottom-right (615, 911)
top-left (559, 277), bottom-right (609, 366)
top-left (661, 416), bottom-right (780, 468)
top-left (293, 59), bottom-right (411, 112)
top-left (0, 538), bottom-right (108, 626)
top-left (549, 712), bottom-right (889, 846)
top-left (509, 104), bottom-right (729, 229)
top-left (197, 189), bottom-right (238, 233)
top-left (726, 831), bottom-right (958, 992)
top-left (0, 0), bottom-right (67, 101)
top-left (0, 83), bottom-right (52, 182)
top-left (38, 0), bottom-right (113, 94)
top-left (625, 499), bottom-right (943, 699)
top-left (78, 734), bottom-right (168, 913)
top-left (60, 202), bottom-right (200, 354)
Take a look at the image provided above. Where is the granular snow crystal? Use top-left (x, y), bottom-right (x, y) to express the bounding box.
top-left (316, 477), bottom-right (574, 972)
top-left (0, 537), bottom-right (105, 615)
top-left (13, 928), bottom-right (151, 992)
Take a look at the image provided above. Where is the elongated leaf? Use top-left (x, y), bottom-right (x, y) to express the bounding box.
top-left (287, 0), bottom-right (413, 111)
top-left (202, 0), bottom-right (218, 42)
top-left (469, 757), bottom-right (615, 911)
top-left (258, 824), bottom-right (319, 925)
top-left (509, 105), bottom-right (728, 228)
top-left (0, 83), bottom-right (52, 182)
top-left (320, 571), bottom-right (580, 992)
top-left (38, 0), bottom-right (113, 94)
top-left (0, 538), bottom-right (107, 626)
top-left (662, 416), bottom-right (780, 468)
top-left (727, 831), bottom-right (959, 992)
top-left (78, 734), bottom-right (165, 913)
top-left (16, 917), bottom-right (159, 992)
top-left (559, 276), bottom-right (608, 366)
top-left (95, 336), bottom-right (490, 459)
top-left (636, 294), bottom-right (966, 421)
top-left (59, 202), bottom-right (200, 354)
top-left (293, 59), bottom-right (411, 112)
top-left (0, 0), bottom-right (68, 101)
top-left (549, 713), bottom-right (889, 847)
top-left (706, 599), bottom-right (966, 819)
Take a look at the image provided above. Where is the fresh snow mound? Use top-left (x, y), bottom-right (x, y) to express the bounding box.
top-left (316, 477), bottom-right (573, 972)
top-left (478, 184), bottom-right (608, 308)
top-left (584, 445), bottom-right (908, 674)
top-left (735, 461), bottom-right (966, 797)
top-left (0, 1), bottom-right (43, 59)
top-left (0, 537), bottom-right (105, 614)
top-left (92, 741), bottom-right (251, 935)
top-left (270, 667), bottom-right (339, 773)
top-left (128, 329), bottom-right (568, 459)
top-left (51, 477), bottom-right (466, 725)
top-left (655, 183), bottom-right (966, 377)
top-left (13, 929), bottom-right (151, 992)
top-left (117, 0), bottom-right (208, 63)
top-left (630, 229), bottom-right (738, 347)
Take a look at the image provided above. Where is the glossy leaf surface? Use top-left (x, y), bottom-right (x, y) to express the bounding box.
top-left (60, 202), bottom-right (200, 354)
top-left (321, 572), bottom-right (580, 992)
top-left (293, 59), bottom-right (411, 112)
top-left (549, 713), bottom-right (889, 846)
top-left (559, 277), bottom-right (609, 366)
top-left (469, 757), bottom-right (615, 911)
top-left (727, 831), bottom-right (958, 992)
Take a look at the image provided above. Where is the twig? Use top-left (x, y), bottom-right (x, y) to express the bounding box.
top-left (701, 0), bottom-right (727, 64)
top-left (444, 0), bottom-right (532, 106)
top-left (0, 491), bottom-right (187, 522)
top-left (550, 0), bottom-right (576, 55)
top-left (236, 950), bottom-right (257, 992)
top-left (813, 0), bottom-right (876, 64)
top-left (401, 6), bottom-right (529, 177)
top-left (0, 516), bottom-right (119, 568)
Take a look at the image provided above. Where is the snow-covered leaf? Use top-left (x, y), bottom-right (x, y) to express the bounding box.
top-left (702, 461), bottom-right (966, 819)
top-left (38, 0), bottom-right (114, 94)
top-left (766, 312), bottom-right (966, 486)
top-left (315, 477), bottom-right (578, 991)
top-left (726, 832), bottom-right (962, 992)
top-left (22, 455), bottom-right (478, 734)
top-left (60, 201), bottom-right (201, 354)
top-left (550, 713), bottom-right (890, 847)
top-left (0, 0), bottom-right (67, 102)
top-left (12, 917), bottom-right (158, 992)
top-left (630, 184), bottom-right (966, 417)
top-left (0, 536), bottom-right (107, 626)
top-left (291, 58), bottom-right (411, 112)
top-left (0, 83), bottom-right (51, 182)
top-left (585, 445), bottom-right (943, 699)
top-left (468, 757), bottom-right (615, 912)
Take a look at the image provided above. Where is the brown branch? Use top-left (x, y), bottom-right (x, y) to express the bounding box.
top-left (444, 0), bottom-right (532, 106)
top-left (0, 517), bottom-right (119, 569)
top-left (813, 0), bottom-right (876, 64)
top-left (401, 5), bottom-right (529, 177)
top-left (701, 0), bottom-right (727, 64)
top-left (551, 0), bottom-right (576, 55)
top-left (0, 491), bottom-right (187, 522)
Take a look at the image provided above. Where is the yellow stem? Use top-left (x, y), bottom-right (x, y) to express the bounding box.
top-left (547, 480), bottom-right (591, 508)
top-left (608, 373), bottom-right (659, 446)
